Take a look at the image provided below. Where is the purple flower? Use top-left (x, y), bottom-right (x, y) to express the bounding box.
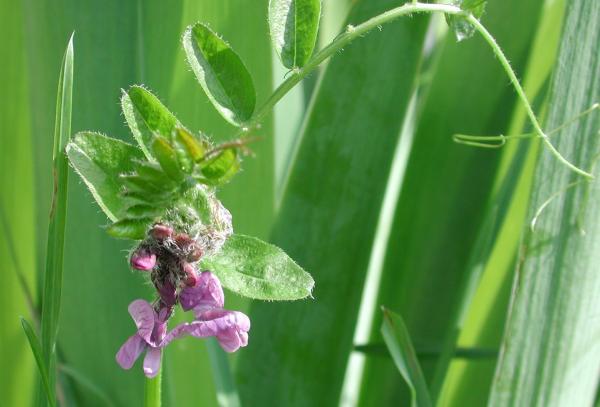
top-left (116, 272), bottom-right (250, 377)
top-left (175, 271), bottom-right (250, 352)
top-left (164, 308), bottom-right (250, 352)
top-left (130, 248), bottom-right (156, 271)
top-left (115, 300), bottom-right (169, 378)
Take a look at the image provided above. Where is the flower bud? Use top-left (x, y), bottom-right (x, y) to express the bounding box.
top-left (174, 233), bottom-right (194, 250)
top-left (130, 248), bottom-right (156, 271)
top-left (187, 243), bottom-right (203, 262)
top-left (182, 262), bottom-right (198, 287)
top-left (151, 223), bottom-right (173, 241)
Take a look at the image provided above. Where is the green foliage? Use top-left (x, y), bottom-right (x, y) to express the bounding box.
top-left (358, 0), bottom-right (544, 404)
top-left (152, 136), bottom-right (185, 182)
top-left (200, 148), bottom-right (240, 186)
top-left (121, 85), bottom-right (179, 159)
top-left (0, 2), bottom-right (36, 405)
top-left (40, 34), bottom-right (73, 406)
top-left (183, 23), bottom-right (256, 126)
top-left (238, 1), bottom-right (429, 404)
top-left (20, 318), bottom-right (55, 407)
top-left (201, 234), bottom-right (313, 300)
top-left (381, 308), bottom-right (431, 407)
top-left (489, 0), bottom-right (600, 405)
top-left (66, 132), bottom-right (145, 221)
top-left (7, 0), bottom-right (595, 406)
top-left (269, 0), bottom-right (322, 68)
top-left (106, 218), bottom-right (153, 240)
top-left (446, 0), bottom-right (487, 41)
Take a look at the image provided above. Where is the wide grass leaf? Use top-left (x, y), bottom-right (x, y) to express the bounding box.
top-left (66, 132), bottom-right (145, 222)
top-left (201, 234), bottom-right (313, 300)
top-left (269, 0), bottom-right (321, 68)
top-left (489, 0), bottom-right (600, 405)
top-left (358, 0), bottom-right (544, 404)
top-left (0, 2), bottom-right (36, 405)
top-left (183, 23), bottom-right (256, 126)
top-left (237, 0), bottom-right (429, 404)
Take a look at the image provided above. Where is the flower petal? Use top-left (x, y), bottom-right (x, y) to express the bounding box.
top-left (116, 334), bottom-right (145, 369)
top-left (143, 347), bottom-right (162, 378)
top-left (161, 308), bottom-right (250, 351)
top-left (179, 271), bottom-right (224, 313)
top-left (128, 299), bottom-right (155, 343)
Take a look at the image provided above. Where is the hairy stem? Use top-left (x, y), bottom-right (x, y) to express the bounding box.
top-left (241, 1), bottom-right (591, 179)
top-left (466, 15), bottom-right (593, 179)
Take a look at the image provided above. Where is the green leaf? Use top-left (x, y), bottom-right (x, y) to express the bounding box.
top-left (135, 162), bottom-right (177, 191)
top-left (40, 34), bottom-right (73, 405)
top-left (489, 0), bottom-right (600, 405)
top-left (152, 136), bottom-right (184, 182)
top-left (121, 85), bottom-right (179, 158)
top-left (20, 318), bottom-right (56, 407)
top-left (125, 204), bottom-right (164, 219)
top-left (238, 2), bottom-right (429, 404)
top-left (200, 148), bottom-right (240, 185)
top-left (173, 127), bottom-right (207, 163)
top-left (182, 23), bottom-right (256, 125)
top-left (66, 132), bottom-right (146, 222)
top-left (446, 0), bottom-right (487, 41)
top-left (381, 308), bottom-right (432, 407)
top-left (107, 218), bottom-right (152, 240)
top-left (269, 0), bottom-right (322, 68)
top-left (200, 234), bottom-right (314, 300)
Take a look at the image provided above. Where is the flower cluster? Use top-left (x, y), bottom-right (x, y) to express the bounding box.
top-left (116, 223), bottom-right (249, 377)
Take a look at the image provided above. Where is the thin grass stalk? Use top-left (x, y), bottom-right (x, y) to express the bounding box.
top-left (39, 34), bottom-right (74, 405)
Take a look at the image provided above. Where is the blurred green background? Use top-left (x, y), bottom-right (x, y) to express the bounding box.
top-left (2, 0), bottom-right (598, 406)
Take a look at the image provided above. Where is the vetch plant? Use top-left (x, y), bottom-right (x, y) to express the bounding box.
top-left (34, 0), bottom-right (592, 405)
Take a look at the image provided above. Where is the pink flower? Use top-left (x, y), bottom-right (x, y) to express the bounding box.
top-left (164, 308), bottom-right (250, 352)
top-left (115, 300), bottom-right (169, 378)
top-left (116, 272), bottom-right (250, 377)
top-left (173, 271), bottom-right (250, 353)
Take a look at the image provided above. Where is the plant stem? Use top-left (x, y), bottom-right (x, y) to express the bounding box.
top-left (466, 15), bottom-right (593, 179)
top-left (243, 2), bottom-right (462, 133)
top-left (240, 2), bottom-right (591, 179)
top-left (144, 370), bottom-right (162, 407)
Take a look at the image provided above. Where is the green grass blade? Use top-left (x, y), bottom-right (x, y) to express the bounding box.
top-left (438, 0), bottom-right (567, 403)
top-left (39, 33), bottom-right (73, 405)
top-left (237, 1), bottom-right (429, 404)
top-left (58, 364), bottom-right (117, 407)
top-left (381, 308), bottom-right (432, 407)
top-left (207, 339), bottom-right (241, 407)
top-left (21, 317), bottom-right (55, 407)
top-left (358, 0), bottom-right (545, 404)
top-left (489, 0), bottom-right (600, 405)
